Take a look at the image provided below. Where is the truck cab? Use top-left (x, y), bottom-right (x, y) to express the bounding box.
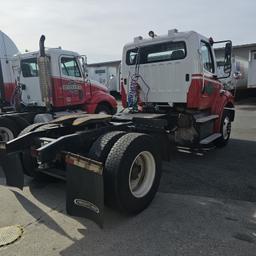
top-left (121, 29), bottom-right (233, 112)
top-left (121, 29), bottom-right (234, 146)
top-left (15, 47), bottom-right (117, 114)
top-left (0, 33), bottom-right (117, 143)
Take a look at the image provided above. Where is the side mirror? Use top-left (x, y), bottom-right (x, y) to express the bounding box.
top-left (224, 42), bottom-right (232, 74)
top-left (214, 39), bottom-right (232, 79)
top-left (79, 55), bottom-right (88, 78)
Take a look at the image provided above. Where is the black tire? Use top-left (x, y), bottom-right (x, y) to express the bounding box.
top-left (215, 111), bottom-right (232, 147)
top-left (88, 131), bottom-right (126, 163)
top-left (104, 133), bottom-right (162, 214)
top-left (0, 117), bottom-right (20, 141)
top-left (95, 104), bottom-right (112, 115)
top-left (18, 123), bottom-right (44, 177)
top-left (20, 123), bottom-right (60, 180)
top-left (8, 116), bottom-right (30, 134)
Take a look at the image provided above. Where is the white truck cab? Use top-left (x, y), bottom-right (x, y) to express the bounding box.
top-left (121, 29), bottom-right (230, 107)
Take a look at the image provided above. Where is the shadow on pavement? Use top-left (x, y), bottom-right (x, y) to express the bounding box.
top-left (1, 138), bottom-right (255, 228)
top-left (11, 190), bottom-right (75, 241)
top-left (0, 137), bottom-right (256, 255)
top-left (235, 96), bottom-right (256, 111)
top-left (10, 138), bottom-right (256, 229)
top-left (160, 138), bottom-right (256, 202)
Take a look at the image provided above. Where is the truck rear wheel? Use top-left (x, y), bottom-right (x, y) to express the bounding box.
top-left (88, 131), bottom-right (126, 163)
top-left (19, 123), bottom-right (44, 177)
top-left (0, 117), bottom-right (19, 142)
top-left (104, 133), bottom-right (162, 214)
top-left (9, 116), bottom-right (30, 133)
top-left (215, 111), bottom-right (231, 147)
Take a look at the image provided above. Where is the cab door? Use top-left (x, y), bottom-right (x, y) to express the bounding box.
top-left (54, 55), bottom-right (85, 107)
top-left (20, 57), bottom-right (44, 106)
top-left (198, 41), bottom-right (221, 109)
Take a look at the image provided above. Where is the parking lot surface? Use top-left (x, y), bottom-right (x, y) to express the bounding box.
top-left (0, 98), bottom-right (256, 256)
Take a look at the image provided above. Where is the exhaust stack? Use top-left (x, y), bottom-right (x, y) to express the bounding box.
top-left (38, 35), bottom-right (52, 110)
top-left (39, 35), bottom-right (46, 57)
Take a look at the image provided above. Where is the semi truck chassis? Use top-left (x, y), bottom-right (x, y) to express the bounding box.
top-left (0, 110), bottom-right (232, 227)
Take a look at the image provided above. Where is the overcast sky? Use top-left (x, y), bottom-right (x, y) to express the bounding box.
top-left (0, 0), bottom-right (255, 63)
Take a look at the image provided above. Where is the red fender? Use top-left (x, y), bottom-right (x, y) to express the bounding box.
top-left (85, 91), bottom-right (117, 114)
top-left (211, 90), bottom-right (234, 132)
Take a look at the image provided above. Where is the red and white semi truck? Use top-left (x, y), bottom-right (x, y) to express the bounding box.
top-left (0, 31), bottom-right (117, 141)
top-left (0, 29), bottom-right (235, 226)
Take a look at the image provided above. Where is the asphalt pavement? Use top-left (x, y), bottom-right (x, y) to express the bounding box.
top-left (0, 98), bottom-right (255, 256)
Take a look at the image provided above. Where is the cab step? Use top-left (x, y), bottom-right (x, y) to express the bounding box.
top-left (196, 115), bottom-right (219, 123)
top-left (200, 133), bottom-right (221, 145)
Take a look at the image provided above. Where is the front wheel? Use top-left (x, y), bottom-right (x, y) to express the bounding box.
top-left (215, 111), bottom-right (231, 147)
top-left (95, 104), bottom-right (112, 115)
top-left (104, 133), bottom-right (162, 214)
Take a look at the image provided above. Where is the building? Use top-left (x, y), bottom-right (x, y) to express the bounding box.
top-left (232, 43), bottom-right (256, 60)
top-left (87, 60), bottom-right (121, 96)
top-left (215, 42), bottom-right (256, 89)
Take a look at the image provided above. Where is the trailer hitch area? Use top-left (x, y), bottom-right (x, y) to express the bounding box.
top-left (65, 152), bottom-right (104, 228)
top-left (0, 152), bottom-right (24, 190)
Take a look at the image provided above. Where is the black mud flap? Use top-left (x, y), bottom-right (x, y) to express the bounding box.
top-left (0, 153), bottom-right (24, 189)
top-left (65, 153), bottom-right (104, 228)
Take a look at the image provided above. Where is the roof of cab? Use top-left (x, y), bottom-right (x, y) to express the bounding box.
top-left (18, 48), bottom-right (80, 59)
top-left (123, 30), bottom-right (206, 49)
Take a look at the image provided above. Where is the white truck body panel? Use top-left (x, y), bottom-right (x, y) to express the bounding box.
top-left (248, 51), bottom-right (256, 88)
top-left (0, 31), bottom-right (19, 86)
top-left (87, 65), bottom-right (120, 93)
top-left (88, 67), bottom-right (107, 85)
top-left (121, 30), bottom-right (215, 105)
top-left (217, 56), bottom-right (248, 90)
top-left (15, 52), bottom-right (44, 106)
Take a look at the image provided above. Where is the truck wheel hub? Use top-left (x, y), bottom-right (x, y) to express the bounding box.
top-left (0, 127), bottom-right (14, 142)
top-left (129, 151), bottom-right (156, 198)
top-left (223, 117), bottom-right (231, 140)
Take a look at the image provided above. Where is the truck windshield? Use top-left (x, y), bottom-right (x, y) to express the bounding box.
top-left (126, 41), bottom-right (186, 65)
top-left (21, 58), bottom-right (38, 77)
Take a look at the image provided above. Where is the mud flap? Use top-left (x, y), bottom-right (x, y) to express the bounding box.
top-left (0, 153), bottom-right (24, 189)
top-left (65, 153), bottom-right (104, 228)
